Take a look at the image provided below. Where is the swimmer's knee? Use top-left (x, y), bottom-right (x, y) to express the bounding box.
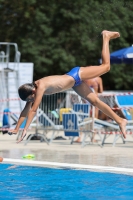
top-left (87, 93), bottom-right (100, 107)
top-left (91, 98), bottom-right (100, 107)
top-left (101, 63), bottom-right (110, 72)
top-left (106, 63), bottom-right (110, 72)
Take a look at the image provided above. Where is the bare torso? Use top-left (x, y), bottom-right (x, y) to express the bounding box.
top-left (35, 74), bottom-right (75, 95)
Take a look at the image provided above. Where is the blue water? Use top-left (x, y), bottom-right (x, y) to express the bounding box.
top-left (0, 164), bottom-right (133, 200)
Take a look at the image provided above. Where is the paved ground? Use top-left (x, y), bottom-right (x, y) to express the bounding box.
top-left (0, 129), bottom-right (133, 172)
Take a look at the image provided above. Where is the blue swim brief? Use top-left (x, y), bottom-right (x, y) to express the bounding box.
top-left (66, 66), bottom-right (82, 87)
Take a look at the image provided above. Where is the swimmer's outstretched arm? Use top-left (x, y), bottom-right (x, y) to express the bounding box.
top-left (8, 102), bottom-right (32, 135)
top-left (17, 85), bottom-right (45, 143)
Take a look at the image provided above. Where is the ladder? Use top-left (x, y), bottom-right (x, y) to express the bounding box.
top-left (0, 43), bottom-right (22, 122)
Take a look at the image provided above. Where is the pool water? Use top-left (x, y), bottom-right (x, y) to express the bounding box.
top-left (0, 164), bottom-right (133, 200)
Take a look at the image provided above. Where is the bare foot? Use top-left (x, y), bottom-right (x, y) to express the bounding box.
top-left (119, 119), bottom-right (127, 139)
top-left (75, 138), bottom-right (81, 143)
top-left (91, 139), bottom-right (98, 143)
top-left (102, 30), bottom-right (120, 40)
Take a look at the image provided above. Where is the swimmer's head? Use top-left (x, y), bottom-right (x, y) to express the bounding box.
top-left (18, 83), bottom-right (36, 102)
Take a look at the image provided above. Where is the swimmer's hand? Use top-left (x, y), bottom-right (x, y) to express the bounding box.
top-left (8, 129), bottom-right (18, 135)
top-left (17, 130), bottom-right (27, 143)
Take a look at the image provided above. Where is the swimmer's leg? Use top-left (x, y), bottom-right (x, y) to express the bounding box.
top-left (73, 82), bottom-right (127, 138)
top-left (79, 30), bottom-right (120, 80)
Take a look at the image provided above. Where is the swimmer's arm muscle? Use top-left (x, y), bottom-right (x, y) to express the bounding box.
top-left (15, 102), bottom-right (32, 131)
top-left (23, 85), bottom-right (45, 131)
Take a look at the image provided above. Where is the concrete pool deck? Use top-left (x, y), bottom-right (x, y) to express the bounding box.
top-left (0, 130), bottom-right (133, 173)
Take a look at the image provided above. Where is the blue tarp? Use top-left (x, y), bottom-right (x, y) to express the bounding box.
top-left (110, 45), bottom-right (133, 64)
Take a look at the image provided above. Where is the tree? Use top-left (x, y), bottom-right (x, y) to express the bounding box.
top-left (0, 0), bottom-right (133, 89)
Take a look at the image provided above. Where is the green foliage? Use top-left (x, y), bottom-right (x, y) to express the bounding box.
top-left (0, 0), bottom-right (133, 89)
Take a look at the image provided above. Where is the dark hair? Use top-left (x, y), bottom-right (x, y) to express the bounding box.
top-left (18, 83), bottom-right (35, 101)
